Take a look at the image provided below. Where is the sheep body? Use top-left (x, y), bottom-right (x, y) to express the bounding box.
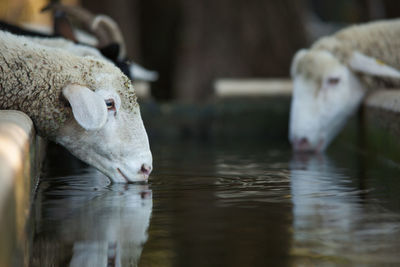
top-left (28, 36), bottom-right (159, 82)
top-left (316, 19), bottom-right (400, 66)
top-left (0, 30), bottom-right (136, 137)
top-left (29, 36), bottom-right (105, 59)
top-left (295, 19), bottom-right (400, 90)
top-left (0, 20), bottom-right (158, 82)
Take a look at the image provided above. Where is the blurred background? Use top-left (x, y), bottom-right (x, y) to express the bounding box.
top-left (1, 0), bottom-right (400, 102)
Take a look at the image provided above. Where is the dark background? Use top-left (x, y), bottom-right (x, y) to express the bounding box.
top-left (2, 0), bottom-right (400, 102)
top-left (80, 0), bottom-right (400, 102)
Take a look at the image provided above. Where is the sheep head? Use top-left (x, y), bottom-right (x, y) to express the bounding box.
top-left (289, 49), bottom-right (400, 152)
top-left (56, 76), bottom-right (152, 183)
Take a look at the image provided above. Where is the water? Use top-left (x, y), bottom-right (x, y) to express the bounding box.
top-left (27, 140), bottom-right (400, 266)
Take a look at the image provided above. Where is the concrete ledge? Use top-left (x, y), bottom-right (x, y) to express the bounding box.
top-left (365, 90), bottom-right (400, 113)
top-left (214, 78), bottom-right (292, 97)
top-left (0, 110), bottom-right (45, 267)
top-left (213, 78), bottom-right (400, 114)
top-left (362, 90), bottom-right (400, 139)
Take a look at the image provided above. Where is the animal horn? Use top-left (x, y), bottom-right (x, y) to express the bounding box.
top-left (91, 15), bottom-right (127, 60)
top-left (43, 3), bottom-right (127, 60)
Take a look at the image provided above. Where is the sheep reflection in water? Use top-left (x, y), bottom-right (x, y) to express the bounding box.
top-left (31, 170), bottom-right (152, 267)
top-left (289, 153), bottom-right (400, 263)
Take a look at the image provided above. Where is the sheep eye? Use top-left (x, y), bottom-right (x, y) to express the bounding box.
top-left (105, 99), bottom-right (115, 111)
top-left (327, 77), bottom-right (340, 86)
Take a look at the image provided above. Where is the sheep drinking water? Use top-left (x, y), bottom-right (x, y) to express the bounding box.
top-left (289, 19), bottom-right (400, 152)
top-left (0, 30), bottom-right (152, 182)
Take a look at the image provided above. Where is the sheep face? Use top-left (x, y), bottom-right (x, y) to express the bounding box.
top-left (56, 82), bottom-right (152, 183)
top-left (289, 50), bottom-right (365, 152)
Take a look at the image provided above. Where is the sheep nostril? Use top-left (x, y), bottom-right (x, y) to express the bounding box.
top-left (140, 164), bottom-right (152, 175)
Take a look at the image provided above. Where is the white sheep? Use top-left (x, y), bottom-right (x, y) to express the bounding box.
top-left (0, 30), bottom-right (152, 182)
top-left (45, 3), bottom-right (160, 82)
top-left (289, 19), bottom-right (400, 152)
top-left (0, 20), bottom-right (159, 82)
top-left (27, 36), bottom-right (159, 82)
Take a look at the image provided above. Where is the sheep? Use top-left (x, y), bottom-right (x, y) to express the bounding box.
top-left (0, 30), bottom-right (152, 183)
top-left (45, 2), bottom-right (159, 82)
top-left (26, 36), bottom-right (159, 82)
top-left (289, 19), bottom-right (400, 152)
top-left (0, 9), bottom-right (158, 82)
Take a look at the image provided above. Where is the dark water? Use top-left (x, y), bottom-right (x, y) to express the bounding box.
top-left (28, 140), bottom-right (400, 266)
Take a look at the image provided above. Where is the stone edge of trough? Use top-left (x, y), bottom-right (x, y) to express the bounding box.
top-left (0, 110), bottom-right (46, 266)
top-left (365, 90), bottom-right (400, 114)
top-left (363, 89), bottom-right (400, 139)
top-left (358, 90), bottom-right (400, 162)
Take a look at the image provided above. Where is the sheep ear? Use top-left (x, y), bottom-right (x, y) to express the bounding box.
top-left (291, 49), bottom-right (308, 77)
top-left (349, 51), bottom-right (400, 78)
top-left (63, 84), bottom-right (107, 130)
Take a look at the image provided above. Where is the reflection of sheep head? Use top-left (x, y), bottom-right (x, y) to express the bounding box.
top-left (289, 154), bottom-right (357, 254)
top-left (289, 154), bottom-right (400, 262)
top-left (32, 178), bottom-right (153, 266)
top-left (68, 184), bottom-right (153, 267)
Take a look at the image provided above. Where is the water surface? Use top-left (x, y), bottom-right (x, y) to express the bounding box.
top-left (28, 140), bottom-right (400, 266)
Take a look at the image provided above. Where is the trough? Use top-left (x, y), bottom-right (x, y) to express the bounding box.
top-left (0, 110), bottom-right (45, 267)
top-left (1, 79), bottom-right (400, 264)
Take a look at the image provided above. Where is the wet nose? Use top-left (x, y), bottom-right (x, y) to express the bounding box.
top-left (293, 137), bottom-right (312, 151)
top-left (139, 164), bottom-right (152, 175)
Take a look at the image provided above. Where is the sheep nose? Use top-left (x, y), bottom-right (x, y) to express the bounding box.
top-left (140, 164), bottom-right (152, 175)
top-left (292, 137), bottom-right (311, 151)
